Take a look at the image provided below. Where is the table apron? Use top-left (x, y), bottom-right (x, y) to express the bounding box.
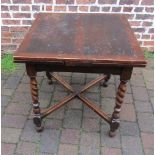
top-left (33, 64), bottom-right (129, 75)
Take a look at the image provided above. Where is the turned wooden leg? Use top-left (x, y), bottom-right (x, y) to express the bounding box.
top-left (109, 80), bottom-right (127, 137)
top-left (102, 74), bottom-right (111, 87)
top-left (26, 64), bottom-right (44, 132)
top-left (46, 71), bottom-right (53, 85)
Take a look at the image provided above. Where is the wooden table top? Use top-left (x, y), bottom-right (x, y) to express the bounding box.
top-left (14, 13), bottom-right (146, 67)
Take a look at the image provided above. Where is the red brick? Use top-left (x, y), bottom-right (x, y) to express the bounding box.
top-left (148, 28), bottom-right (154, 33)
top-left (135, 34), bottom-right (141, 39)
top-left (77, 0), bottom-right (95, 4)
top-left (13, 13), bottom-right (31, 18)
top-left (98, 0), bottom-right (117, 4)
top-left (123, 7), bottom-right (133, 12)
top-left (1, 26), bottom-right (10, 32)
top-left (56, 0), bottom-right (66, 4)
top-left (66, 0), bottom-right (74, 4)
top-left (90, 6), bottom-right (100, 12)
top-left (12, 31), bottom-right (26, 38)
top-left (54, 6), bottom-right (66, 11)
top-left (133, 27), bottom-right (145, 33)
top-left (1, 0), bottom-right (11, 3)
top-left (56, 0), bottom-right (74, 4)
top-left (141, 0), bottom-right (153, 5)
top-left (12, 38), bottom-right (23, 44)
top-left (69, 6), bottom-right (78, 12)
top-left (1, 5), bottom-right (9, 11)
top-left (10, 27), bottom-right (29, 32)
top-left (46, 6), bottom-right (53, 11)
top-left (151, 34), bottom-right (154, 39)
top-left (2, 32), bottom-right (11, 37)
top-left (136, 14), bottom-right (153, 20)
top-left (13, 0), bottom-right (32, 3)
top-left (1, 45), bottom-right (17, 51)
top-left (21, 6), bottom-right (30, 11)
top-left (125, 14), bottom-right (134, 20)
top-left (143, 41), bottom-right (154, 46)
top-left (142, 34), bottom-right (151, 39)
top-left (22, 20), bottom-right (33, 25)
top-left (79, 6), bottom-right (89, 12)
top-left (34, 0), bottom-right (52, 3)
top-left (112, 7), bottom-right (121, 12)
top-left (3, 20), bottom-right (20, 25)
top-left (142, 21), bottom-right (153, 26)
top-left (10, 6), bottom-right (19, 11)
top-left (148, 47), bottom-right (154, 51)
top-left (129, 21), bottom-right (141, 26)
top-left (2, 38), bottom-right (11, 44)
top-left (102, 7), bottom-right (110, 12)
top-left (141, 132), bottom-right (154, 149)
top-left (145, 7), bottom-right (154, 12)
top-left (134, 7), bottom-right (144, 12)
top-left (120, 0), bottom-right (139, 5)
top-left (32, 5), bottom-right (40, 11)
top-left (1, 13), bottom-right (11, 18)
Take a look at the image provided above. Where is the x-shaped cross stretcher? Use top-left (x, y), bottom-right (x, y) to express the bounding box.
top-left (41, 73), bottom-right (111, 124)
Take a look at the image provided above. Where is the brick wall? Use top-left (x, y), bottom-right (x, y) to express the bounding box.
top-left (1, 0), bottom-right (154, 53)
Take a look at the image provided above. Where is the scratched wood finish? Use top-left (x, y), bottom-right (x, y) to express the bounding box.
top-left (14, 13), bottom-right (146, 67)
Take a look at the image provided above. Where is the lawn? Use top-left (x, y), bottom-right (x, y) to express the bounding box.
top-left (1, 53), bottom-right (16, 72)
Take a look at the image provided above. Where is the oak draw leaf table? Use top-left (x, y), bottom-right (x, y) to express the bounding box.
top-left (13, 13), bottom-right (146, 137)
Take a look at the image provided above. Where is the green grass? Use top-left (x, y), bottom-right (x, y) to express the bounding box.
top-left (144, 51), bottom-right (154, 59)
top-left (1, 53), bottom-right (16, 72)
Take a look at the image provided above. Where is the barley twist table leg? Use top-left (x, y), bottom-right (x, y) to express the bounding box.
top-left (26, 64), bottom-right (44, 132)
top-left (109, 80), bottom-right (127, 137)
top-left (30, 76), bottom-right (44, 132)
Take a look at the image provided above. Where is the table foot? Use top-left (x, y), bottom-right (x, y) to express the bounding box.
top-left (35, 125), bottom-right (44, 132)
top-left (109, 121), bottom-right (119, 137)
top-left (46, 71), bottom-right (53, 85)
top-left (102, 74), bottom-right (111, 87)
top-left (48, 80), bottom-right (53, 85)
top-left (33, 116), bottom-right (44, 132)
top-left (109, 130), bottom-right (116, 137)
